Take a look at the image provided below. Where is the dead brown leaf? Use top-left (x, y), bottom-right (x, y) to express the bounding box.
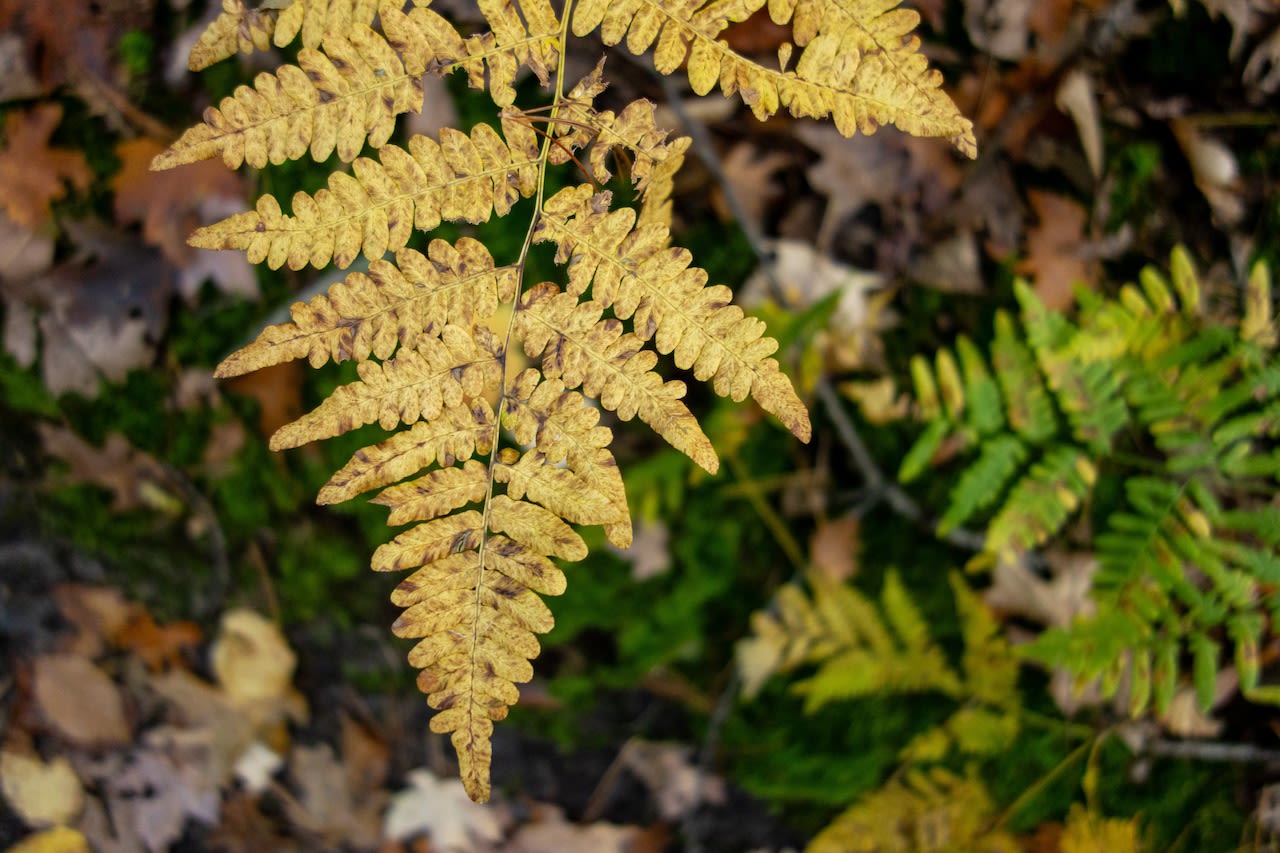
top-left (116, 612), bottom-right (203, 672)
top-left (712, 142), bottom-right (791, 236)
top-left (37, 425), bottom-right (174, 514)
top-left (284, 743), bottom-right (385, 849)
top-left (32, 654), bottom-right (131, 747)
top-left (721, 7), bottom-right (792, 53)
top-left (1017, 190), bottom-right (1094, 310)
top-left (11, 225), bottom-right (171, 397)
top-left (225, 362), bottom-right (305, 440)
top-left (52, 584), bottom-right (133, 659)
top-left (0, 105), bottom-right (92, 228)
top-left (507, 805), bottom-right (639, 853)
top-left (619, 740), bottom-right (725, 821)
top-left (0, 0), bottom-right (154, 91)
top-left (340, 713), bottom-right (390, 799)
top-left (809, 515), bottom-right (861, 584)
top-left (111, 138), bottom-right (242, 266)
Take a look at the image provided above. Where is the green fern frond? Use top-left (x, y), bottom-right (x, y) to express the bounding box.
top-left (991, 310), bottom-right (1056, 443)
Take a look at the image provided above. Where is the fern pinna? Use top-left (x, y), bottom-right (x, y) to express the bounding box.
top-left (902, 251), bottom-right (1280, 717)
top-left (154, 0), bottom-right (974, 800)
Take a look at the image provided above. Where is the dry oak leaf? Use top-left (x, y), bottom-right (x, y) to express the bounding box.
top-left (1016, 190), bottom-right (1094, 311)
top-left (31, 654), bottom-right (131, 747)
top-left (111, 137), bottom-right (243, 266)
top-left (0, 105), bottom-right (92, 228)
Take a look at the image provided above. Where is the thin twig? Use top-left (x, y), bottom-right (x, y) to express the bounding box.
top-left (1144, 739), bottom-right (1280, 765)
top-left (682, 668), bottom-right (740, 853)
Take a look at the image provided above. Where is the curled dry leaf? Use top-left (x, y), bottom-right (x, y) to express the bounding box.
top-left (211, 609), bottom-right (307, 733)
top-left (1171, 117), bottom-right (1245, 227)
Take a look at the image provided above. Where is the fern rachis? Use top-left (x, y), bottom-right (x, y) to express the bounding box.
top-left (156, 0), bottom-right (973, 800)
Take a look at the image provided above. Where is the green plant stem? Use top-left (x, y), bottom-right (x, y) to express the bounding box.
top-left (726, 452), bottom-right (807, 574)
top-left (991, 734), bottom-right (1095, 830)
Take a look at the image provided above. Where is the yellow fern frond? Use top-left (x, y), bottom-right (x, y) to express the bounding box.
top-left (214, 238), bottom-right (518, 376)
top-left (550, 61), bottom-right (693, 199)
top-left (188, 119), bottom-right (541, 269)
top-left (512, 284), bottom-right (719, 473)
top-left (188, 0), bottom-right (282, 71)
top-left (189, 0), bottom-right (384, 71)
top-left (536, 185), bottom-right (812, 442)
top-left (472, 0), bottom-right (562, 100)
top-left (376, 495), bottom-right (579, 801)
top-left (318, 399), bottom-right (496, 504)
top-left (373, 458), bottom-right (490, 525)
top-left (572, 0), bottom-right (976, 156)
top-left (269, 325), bottom-right (503, 449)
top-left (273, 0), bottom-right (381, 50)
top-left (495, 447), bottom-right (629, 530)
top-left (158, 23), bottom-right (423, 170)
top-left (502, 371), bottom-right (634, 545)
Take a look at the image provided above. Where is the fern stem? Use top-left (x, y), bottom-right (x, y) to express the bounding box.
top-left (990, 734), bottom-right (1095, 831)
top-left (469, 2), bottom-right (577, 750)
top-left (725, 452), bottom-right (808, 574)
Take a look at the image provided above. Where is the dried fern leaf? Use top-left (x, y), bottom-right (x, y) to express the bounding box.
top-left (373, 458), bottom-right (490, 525)
top-left (189, 119), bottom-right (541, 269)
top-left (270, 325), bottom-right (503, 449)
top-left (472, 0), bottom-right (561, 99)
top-left (188, 0), bottom-right (282, 71)
top-left (550, 63), bottom-right (693, 199)
top-left (512, 284), bottom-right (719, 473)
top-left (536, 185), bottom-right (811, 442)
top-left (572, 0), bottom-right (976, 156)
top-left (318, 399), bottom-right (496, 504)
top-left (502, 371), bottom-right (635, 545)
top-left (159, 24), bottom-right (423, 170)
top-left (273, 0), bottom-right (381, 50)
top-left (215, 238), bottom-right (517, 376)
top-left (376, 495), bottom-right (581, 802)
